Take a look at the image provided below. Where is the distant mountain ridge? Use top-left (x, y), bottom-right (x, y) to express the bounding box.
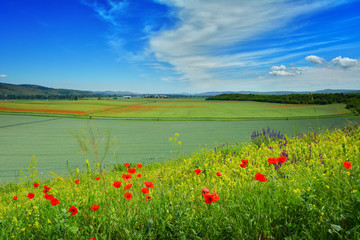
top-left (0, 82), bottom-right (99, 99)
top-left (1, 82), bottom-right (360, 99)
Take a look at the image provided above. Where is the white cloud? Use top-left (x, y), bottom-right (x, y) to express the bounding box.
top-left (266, 55), bottom-right (360, 91)
top-left (269, 65), bottom-right (303, 76)
top-left (0, 75), bottom-right (7, 78)
top-left (305, 55), bottom-right (359, 70)
top-left (305, 55), bottom-right (325, 64)
top-left (270, 65), bottom-right (287, 71)
top-left (331, 56), bottom-right (358, 68)
top-left (149, 0), bottom-right (345, 88)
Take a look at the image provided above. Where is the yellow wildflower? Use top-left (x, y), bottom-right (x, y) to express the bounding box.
top-left (33, 221), bottom-right (40, 228)
top-left (293, 189), bottom-right (300, 194)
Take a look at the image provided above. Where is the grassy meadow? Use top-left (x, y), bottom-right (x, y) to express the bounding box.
top-left (0, 125), bottom-right (359, 239)
top-left (1, 98), bottom-right (360, 239)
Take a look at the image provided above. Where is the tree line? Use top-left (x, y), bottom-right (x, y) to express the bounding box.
top-left (206, 93), bottom-right (360, 114)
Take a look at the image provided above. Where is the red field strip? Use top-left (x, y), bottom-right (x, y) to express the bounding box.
top-left (0, 107), bottom-right (86, 114)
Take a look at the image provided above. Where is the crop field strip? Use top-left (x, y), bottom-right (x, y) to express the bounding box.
top-left (0, 99), bottom-right (355, 120)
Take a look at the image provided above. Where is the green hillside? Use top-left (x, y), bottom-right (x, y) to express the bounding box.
top-left (0, 82), bottom-right (99, 99)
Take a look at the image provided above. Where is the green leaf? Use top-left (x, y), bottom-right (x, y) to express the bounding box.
top-left (330, 224), bottom-right (343, 232)
top-left (69, 226), bottom-right (79, 234)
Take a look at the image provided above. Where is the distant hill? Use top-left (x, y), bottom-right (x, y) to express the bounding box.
top-left (1, 82), bottom-right (360, 99)
top-left (92, 90), bottom-right (139, 96)
top-left (0, 82), bottom-right (100, 99)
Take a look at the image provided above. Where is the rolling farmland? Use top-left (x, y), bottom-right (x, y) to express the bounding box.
top-left (0, 98), bottom-right (358, 181)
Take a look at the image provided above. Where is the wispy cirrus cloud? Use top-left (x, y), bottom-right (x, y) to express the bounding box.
top-left (81, 0), bottom-right (128, 26)
top-left (0, 75), bottom-right (7, 78)
top-left (149, 0), bottom-right (354, 89)
top-left (82, 0), bottom-right (358, 91)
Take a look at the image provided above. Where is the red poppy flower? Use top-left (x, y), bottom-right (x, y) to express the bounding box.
top-left (127, 168), bottom-right (136, 174)
top-left (124, 183), bottom-right (133, 190)
top-left (277, 156), bottom-right (287, 164)
top-left (50, 198), bottom-right (60, 206)
top-left (145, 195), bottom-right (152, 201)
top-left (113, 181), bottom-right (122, 188)
top-left (33, 183), bottom-right (39, 187)
top-left (90, 204), bottom-right (99, 211)
top-left (267, 158), bottom-right (277, 164)
top-left (89, 238), bottom-right (96, 240)
top-left (27, 193), bottom-right (35, 199)
top-left (69, 206), bottom-right (78, 215)
top-left (144, 181), bottom-right (154, 188)
top-left (343, 161), bottom-right (352, 169)
top-left (43, 193), bottom-right (54, 200)
top-left (74, 180), bottom-right (80, 184)
top-left (124, 163), bottom-right (130, 167)
top-left (212, 191), bottom-right (220, 202)
top-left (137, 174), bottom-right (142, 178)
top-left (43, 185), bottom-right (51, 193)
top-left (201, 187), bottom-right (210, 196)
top-left (204, 193), bottom-right (214, 204)
top-left (13, 196), bottom-right (17, 200)
top-left (124, 192), bottom-right (132, 200)
top-left (94, 176), bottom-right (100, 181)
top-left (194, 169), bottom-right (201, 175)
top-left (216, 172), bottom-right (222, 176)
top-left (240, 159), bottom-right (248, 168)
top-left (137, 164), bottom-right (143, 168)
top-left (141, 187), bottom-right (149, 194)
top-left (122, 174), bottom-right (132, 181)
top-left (254, 173), bottom-right (267, 182)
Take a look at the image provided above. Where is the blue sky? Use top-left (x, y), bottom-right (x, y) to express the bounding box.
top-left (0, 0), bottom-right (359, 93)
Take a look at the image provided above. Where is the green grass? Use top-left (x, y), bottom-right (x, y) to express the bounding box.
top-left (0, 114), bottom-right (358, 182)
top-left (0, 98), bottom-right (354, 119)
top-left (1, 124), bottom-right (359, 239)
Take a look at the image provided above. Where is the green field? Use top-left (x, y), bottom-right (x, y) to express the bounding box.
top-left (0, 98), bottom-right (354, 119)
top-left (1, 123), bottom-right (359, 239)
top-left (0, 99), bottom-right (358, 182)
top-left (1, 113), bottom-right (358, 182)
